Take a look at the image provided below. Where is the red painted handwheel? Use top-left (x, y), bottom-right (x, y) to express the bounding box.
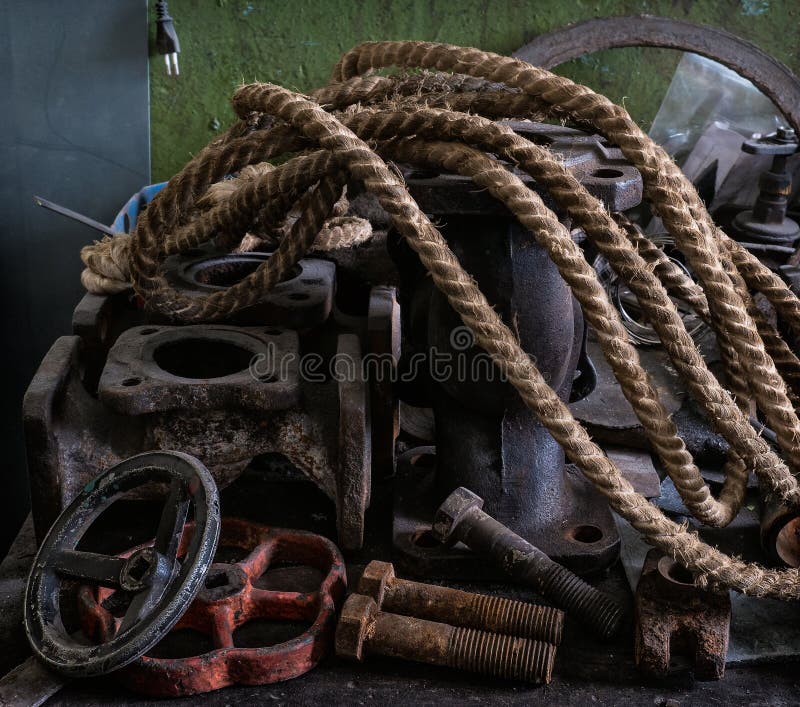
top-left (80, 518), bottom-right (346, 696)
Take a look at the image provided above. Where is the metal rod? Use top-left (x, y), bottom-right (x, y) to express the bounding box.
top-left (33, 195), bottom-right (117, 237)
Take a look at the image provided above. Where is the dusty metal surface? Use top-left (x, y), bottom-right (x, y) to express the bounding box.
top-left (0, 655), bottom-right (68, 707)
top-left (569, 339), bottom-right (683, 437)
top-left (634, 550), bottom-right (731, 680)
top-left (357, 560), bottom-right (563, 644)
top-left (79, 518), bottom-right (346, 697)
top-left (25, 452), bottom-right (220, 677)
top-left (392, 446), bottom-right (619, 580)
top-left (403, 122), bottom-right (642, 216)
top-left (165, 251), bottom-right (335, 327)
top-left (603, 447), bottom-right (662, 499)
top-left (71, 251), bottom-right (336, 387)
top-left (366, 286), bottom-right (400, 478)
top-left (569, 337), bottom-right (729, 468)
top-left (391, 449), bottom-right (620, 579)
top-left (336, 593), bottom-right (556, 684)
top-left (37, 236), bottom-right (396, 552)
top-left (100, 325), bottom-right (299, 415)
top-left (512, 15), bottom-right (800, 137)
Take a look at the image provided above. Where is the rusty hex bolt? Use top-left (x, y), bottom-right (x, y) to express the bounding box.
top-left (432, 487), bottom-right (623, 640)
top-left (358, 560), bottom-right (563, 645)
top-left (336, 594), bottom-right (556, 683)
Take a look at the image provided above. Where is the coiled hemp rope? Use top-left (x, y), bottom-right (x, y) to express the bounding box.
top-left (83, 41), bottom-right (800, 598)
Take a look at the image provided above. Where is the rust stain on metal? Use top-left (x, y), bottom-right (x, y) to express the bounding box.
top-left (635, 549), bottom-right (731, 680)
top-left (336, 594), bottom-right (555, 684)
top-left (357, 560), bottom-right (564, 645)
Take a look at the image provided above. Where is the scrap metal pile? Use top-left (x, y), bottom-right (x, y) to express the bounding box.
top-left (6, 16), bottom-right (800, 701)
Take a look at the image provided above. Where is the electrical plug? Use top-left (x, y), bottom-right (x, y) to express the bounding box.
top-left (155, 1), bottom-right (180, 76)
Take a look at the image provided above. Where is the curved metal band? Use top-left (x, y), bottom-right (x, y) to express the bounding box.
top-left (513, 15), bottom-right (800, 135)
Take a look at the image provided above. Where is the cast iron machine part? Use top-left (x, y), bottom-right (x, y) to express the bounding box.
top-left (62, 240), bottom-right (396, 552)
top-left (635, 550), bottom-right (731, 680)
top-left (72, 247), bottom-right (337, 388)
top-left (336, 593), bottom-right (556, 684)
top-left (731, 128), bottom-right (800, 246)
top-left (79, 518), bottom-right (347, 697)
top-left (389, 121), bottom-right (642, 577)
top-left (357, 560), bottom-right (564, 644)
top-left (24, 325), bottom-right (371, 551)
top-left (433, 487), bottom-right (624, 640)
top-left (24, 451), bottom-right (221, 677)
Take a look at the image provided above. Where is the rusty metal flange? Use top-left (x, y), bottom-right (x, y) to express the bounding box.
top-left (513, 15), bottom-right (800, 136)
top-left (79, 518), bottom-right (346, 696)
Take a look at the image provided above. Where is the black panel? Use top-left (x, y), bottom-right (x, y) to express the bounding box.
top-left (0, 0), bottom-right (150, 553)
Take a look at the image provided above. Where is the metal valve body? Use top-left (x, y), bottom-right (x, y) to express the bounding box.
top-left (389, 122), bottom-right (643, 577)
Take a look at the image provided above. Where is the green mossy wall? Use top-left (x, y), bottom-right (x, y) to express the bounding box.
top-left (149, 0), bottom-right (800, 182)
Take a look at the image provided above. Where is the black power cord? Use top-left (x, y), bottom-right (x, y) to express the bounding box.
top-left (155, 1), bottom-right (180, 76)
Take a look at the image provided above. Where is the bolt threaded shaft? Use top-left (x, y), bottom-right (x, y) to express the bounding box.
top-left (434, 490), bottom-right (623, 639)
top-left (467, 593), bottom-right (563, 645)
top-left (535, 562), bottom-right (622, 640)
top-left (447, 627), bottom-right (555, 683)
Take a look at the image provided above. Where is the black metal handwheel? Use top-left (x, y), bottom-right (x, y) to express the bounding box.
top-left (24, 451), bottom-right (220, 677)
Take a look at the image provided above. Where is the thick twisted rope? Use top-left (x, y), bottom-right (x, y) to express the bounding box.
top-left (82, 42), bottom-right (800, 598)
top-left (331, 41), bottom-right (800, 477)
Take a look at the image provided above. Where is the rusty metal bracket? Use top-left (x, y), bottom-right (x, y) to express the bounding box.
top-left (635, 549), bottom-right (731, 680)
top-left (79, 518), bottom-right (346, 697)
top-left (513, 15), bottom-right (800, 136)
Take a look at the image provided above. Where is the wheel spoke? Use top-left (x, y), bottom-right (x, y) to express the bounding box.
top-left (51, 550), bottom-right (126, 587)
top-left (154, 479), bottom-right (189, 558)
top-left (117, 586), bottom-right (156, 634)
top-left (118, 479), bottom-right (189, 633)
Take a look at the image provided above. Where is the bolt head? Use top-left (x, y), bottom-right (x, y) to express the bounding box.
top-left (777, 126), bottom-right (796, 142)
top-left (357, 561), bottom-right (394, 606)
top-left (335, 594), bottom-right (378, 661)
top-left (431, 486), bottom-right (484, 543)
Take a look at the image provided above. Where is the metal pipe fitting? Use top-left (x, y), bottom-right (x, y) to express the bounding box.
top-left (432, 487), bottom-right (624, 639)
top-left (335, 594), bottom-right (556, 684)
top-left (357, 560), bottom-right (563, 645)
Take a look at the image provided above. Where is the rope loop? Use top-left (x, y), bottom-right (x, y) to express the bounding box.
top-left (79, 42), bottom-right (800, 598)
